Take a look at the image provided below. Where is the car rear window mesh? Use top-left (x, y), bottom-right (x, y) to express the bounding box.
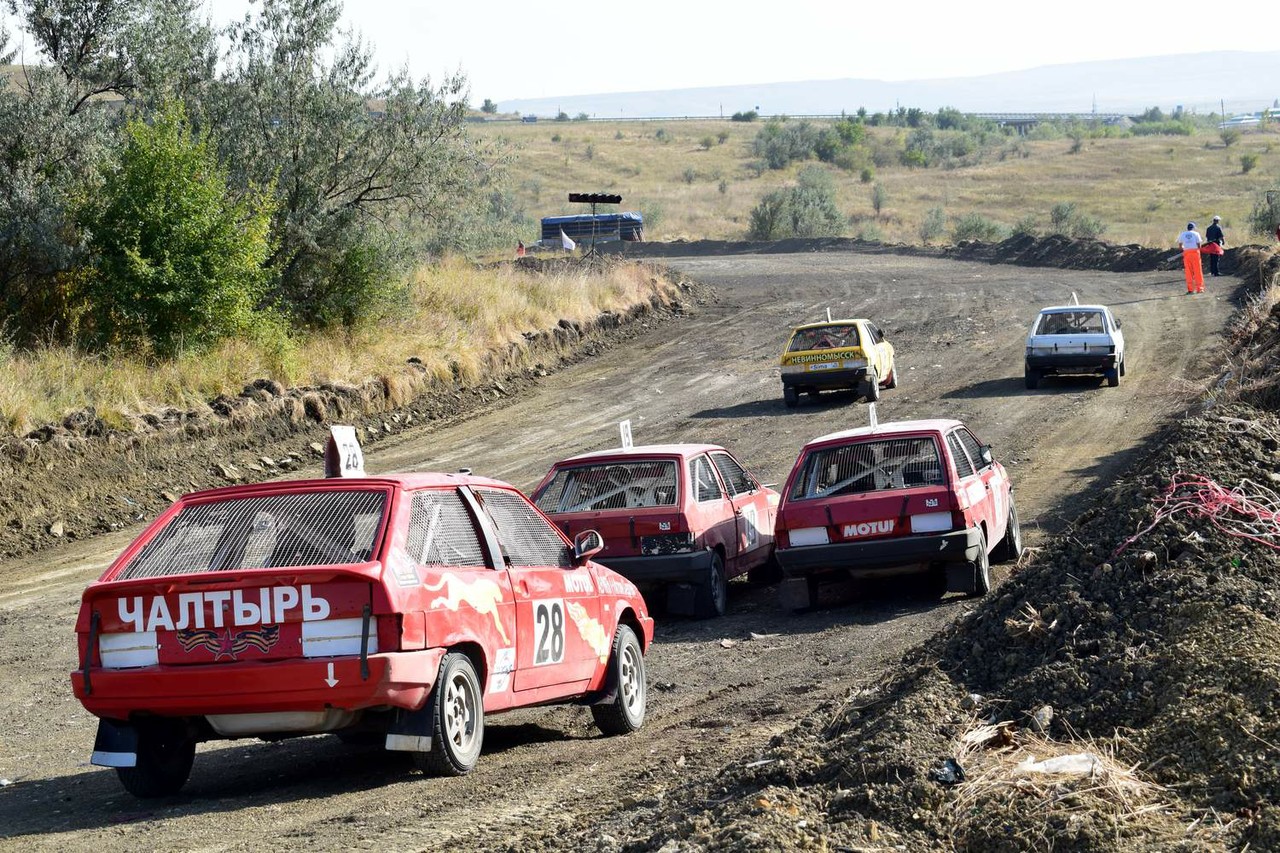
top-left (534, 461), bottom-right (679, 513)
top-left (406, 490), bottom-right (486, 567)
top-left (790, 438), bottom-right (944, 500)
top-left (477, 488), bottom-right (573, 568)
top-left (957, 429), bottom-right (986, 470)
top-left (947, 433), bottom-right (976, 478)
top-left (119, 490), bottom-right (387, 579)
top-left (710, 452), bottom-right (755, 497)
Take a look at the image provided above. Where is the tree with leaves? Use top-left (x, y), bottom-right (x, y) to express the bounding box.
top-left (79, 99), bottom-right (276, 355)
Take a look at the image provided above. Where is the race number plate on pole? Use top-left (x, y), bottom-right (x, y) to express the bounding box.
top-left (619, 420), bottom-right (633, 452)
top-left (325, 425), bottom-right (366, 478)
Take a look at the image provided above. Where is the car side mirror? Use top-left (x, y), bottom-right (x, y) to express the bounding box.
top-left (1116, 319), bottom-right (1122, 329)
top-left (979, 445), bottom-right (995, 468)
top-left (573, 529), bottom-right (605, 563)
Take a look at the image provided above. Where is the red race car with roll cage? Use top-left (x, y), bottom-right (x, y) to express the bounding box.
top-left (530, 443), bottom-right (780, 619)
top-left (70, 436), bottom-right (653, 798)
top-left (773, 418), bottom-right (1021, 609)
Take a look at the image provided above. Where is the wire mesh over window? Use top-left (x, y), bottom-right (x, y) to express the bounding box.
top-left (711, 452), bottom-right (755, 497)
top-left (956, 429), bottom-right (987, 471)
top-left (534, 460), bottom-right (679, 513)
top-left (789, 438), bottom-right (945, 500)
top-left (689, 456), bottom-right (724, 502)
top-left (787, 324), bottom-right (861, 352)
top-left (406, 489), bottom-right (486, 568)
top-left (946, 432), bottom-right (976, 478)
top-left (1035, 310), bottom-right (1105, 335)
top-left (477, 488), bottom-right (573, 568)
top-left (119, 490), bottom-right (388, 579)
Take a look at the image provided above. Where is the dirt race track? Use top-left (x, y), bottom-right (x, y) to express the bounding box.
top-left (0, 250), bottom-right (1238, 851)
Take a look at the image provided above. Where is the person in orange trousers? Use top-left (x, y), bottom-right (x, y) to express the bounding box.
top-left (1177, 222), bottom-right (1204, 293)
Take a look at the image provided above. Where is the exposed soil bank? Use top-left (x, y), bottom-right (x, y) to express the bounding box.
top-left (0, 261), bottom-right (701, 563)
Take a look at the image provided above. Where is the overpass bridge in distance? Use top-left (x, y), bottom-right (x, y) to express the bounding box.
top-left (972, 112), bottom-right (1129, 131)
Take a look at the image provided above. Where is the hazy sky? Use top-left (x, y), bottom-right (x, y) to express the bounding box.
top-left (8, 1), bottom-right (1278, 104)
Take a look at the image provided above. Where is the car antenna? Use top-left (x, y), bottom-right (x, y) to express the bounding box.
top-left (868, 402), bottom-right (879, 431)
top-left (1070, 291), bottom-right (1079, 305)
top-left (825, 307), bottom-right (832, 322)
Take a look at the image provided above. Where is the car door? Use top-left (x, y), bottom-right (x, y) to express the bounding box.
top-left (688, 453), bottom-right (736, 562)
top-left (944, 429), bottom-right (992, 542)
top-left (949, 428), bottom-right (1002, 549)
top-left (709, 450), bottom-right (772, 573)
top-left (863, 320), bottom-right (893, 381)
top-left (471, 486), bottom-right (603, 693)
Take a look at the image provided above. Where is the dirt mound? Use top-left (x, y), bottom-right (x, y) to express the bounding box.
top-left (606, 233), bottom-right (1230, 275)
top-left (0, 269), bottom-right (707, 563)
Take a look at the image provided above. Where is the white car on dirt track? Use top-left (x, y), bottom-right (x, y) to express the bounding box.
top-left (1024, 304), bottom-right (1125, 389)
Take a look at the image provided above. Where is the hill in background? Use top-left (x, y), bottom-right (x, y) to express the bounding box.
top-left (500, 50), bottom-right (1280, 118)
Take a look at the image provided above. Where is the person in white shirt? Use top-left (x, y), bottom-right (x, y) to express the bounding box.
top-left (1177, 222), bottom-right (1204, 294)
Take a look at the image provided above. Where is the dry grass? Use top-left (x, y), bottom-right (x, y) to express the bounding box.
top-left (478, 119), bottom-right (1280, 247)
top-left (0, 257), bottom-right (677, 437)
top-left (943, 721), bottom-right (1173, 840)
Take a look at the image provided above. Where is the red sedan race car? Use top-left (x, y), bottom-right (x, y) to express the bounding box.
top-left (773, 419), bottom-right (1021, 609)
top-left (70, 464), bottom-right (654, 797)
top-left (531, 444), bottom-right (779, 619)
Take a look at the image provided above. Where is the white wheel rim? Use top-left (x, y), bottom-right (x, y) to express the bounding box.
top-left (619, 642), bottom-right (643, 718)
top-left (443, 671), bottom-right (478, 753)
top-left (711, 564), bottom-right (726, 613)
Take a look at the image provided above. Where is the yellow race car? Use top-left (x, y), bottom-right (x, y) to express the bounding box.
top-left (780, 319), bottom-right (897, 407)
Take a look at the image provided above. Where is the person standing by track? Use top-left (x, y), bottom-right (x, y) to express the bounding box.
top-left (1178, 222), bottom-right (1205, 294)
top-left (1204, 215), bottom-right (1226, 277)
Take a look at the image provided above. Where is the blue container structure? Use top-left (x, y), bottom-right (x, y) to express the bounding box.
top-left (540, 212), bottom-right (644, 246)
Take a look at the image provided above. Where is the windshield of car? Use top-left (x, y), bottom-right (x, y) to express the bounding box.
top-left (788, 324), bottom-right (861, 352)
top-left (118, 489), bottom-right (388, 579)
top-left (535, 460), bottom-right (679, 513)
top-left (1034, 311), bottom-right (1105, 335)
top-left (789, 437), bottom-right (945, 500)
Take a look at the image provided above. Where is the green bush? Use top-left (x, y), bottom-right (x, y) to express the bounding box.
top-left (731, 110), bottom-right (758, 122)
top-left (1048, 202), bottom-right (1106, 238)
top-left (555, 111), bottom-right (570, 122)
top-left (1242, 153), bottom-right (1259, 173)
top-left (952, 212), bottom-right (1005, 243)
top-left (80, 100), bottom-right (276, 355)
top-left (1011, 215), bottom-right (1039, 237)
top-left (919, 207), bottom-right (946, 243)
top-left (716, 130), bottom-right (730, 144)
top-left (871, 182), bottom-right (888, 217)
top-left (747, 166), bottom-right (844, 240)
top-left (752, 120), bottom-right (818, 170)
top-left (480, 98), bottom-right (498, 114)
top-left (699, 135), bottom-right (715, 150)
top-left (1247, 191), bottom-right (1280, 237)
top-left (682, 167), bottom-right (697, 184)
top-left (859, 167), bottom-right (874, 183)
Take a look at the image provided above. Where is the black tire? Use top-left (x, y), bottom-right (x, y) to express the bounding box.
top-left (414, 653), bottom-right (484, 776)
top-left (115, 723), bottom-right (196, 799)
top-left (884, 361), bottom-right (898, 389)
top-left (1106, 366), bottom-right (1120, 387)
top-left (864, 370), bottom-right (881, 403)
top-left (1119, 357), bottom-right (1126, 377)
top-left (783, 385), bottom-right (799, 408)
top-left (591, 625), bottom-right (647, 735)
top-left (992, 496), bottom-right (1023, 564)
top-left (969, 528), bottom-right (991, 597)
top-left (1024, 365), bottom-right (1040, 390)
top-left (693, 552), bottom-right (728, 618)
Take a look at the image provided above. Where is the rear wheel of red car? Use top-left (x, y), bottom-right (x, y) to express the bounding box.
top-left (969, 528), bottom-right (992, 597)
top-left (864, 370), bottom-right (881, 403)
top-left (116, 722), bottom-right (196, 799)
top-left (992, 497), bottom-right (1023, 564)
top-left (693, 552), bottom-right (728, 618)
top-left (415, 653), bottom-right (484, 776)
top-left (591, 624), bottom-right (647, 736)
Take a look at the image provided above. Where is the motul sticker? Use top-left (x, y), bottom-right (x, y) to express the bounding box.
top-left (842, 520), bottom-right (895, 538)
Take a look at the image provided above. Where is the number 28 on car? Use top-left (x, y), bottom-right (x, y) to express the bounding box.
top-left (70, 465), bottom-right (653, 797)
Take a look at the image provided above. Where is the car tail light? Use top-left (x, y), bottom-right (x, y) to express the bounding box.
top-left (909, 512), bottom-right (953, 534)
top-left (99, 631), bottom-right (158, 669)
top-left (302, 618), bottom-right (379, 658)
top-left (640, 532), bottom-right (695, 555)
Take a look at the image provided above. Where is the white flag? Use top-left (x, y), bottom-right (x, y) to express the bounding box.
top-left (560, 228), bottom-right (576, 251)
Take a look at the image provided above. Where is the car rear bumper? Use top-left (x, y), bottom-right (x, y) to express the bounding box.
top-left (71, 649), bottom-right (445, 719)
top-left (781, 367), bottom-right (870, 390)
top-left (776, 527), bottom-right (981, 577)
top-left (1026, 354), bottom-right (1117, 372)
top-left (595, 550), bottom-right (715, 585)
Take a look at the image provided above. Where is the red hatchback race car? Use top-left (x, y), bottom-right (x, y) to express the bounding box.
top-left (773, 419), bottom-right (1021, 609)
top-left (531, 444), bottom-right (779, 619)
top-left (70, 462), bottom-right (653, 797)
